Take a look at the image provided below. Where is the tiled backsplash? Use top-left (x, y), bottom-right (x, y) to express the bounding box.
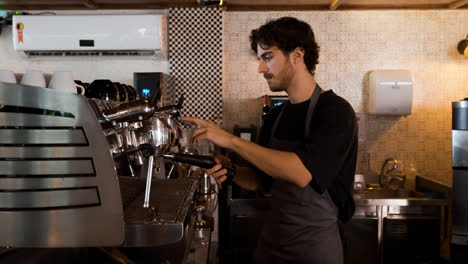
top-left (222, 10), bottom-right (468, 185)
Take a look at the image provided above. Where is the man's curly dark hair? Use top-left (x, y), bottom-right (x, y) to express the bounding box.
top-left (250, 17), bottom-right (320, 75)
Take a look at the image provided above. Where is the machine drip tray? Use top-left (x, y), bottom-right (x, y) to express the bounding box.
top-left (118, 177), bottom-right (198, 247)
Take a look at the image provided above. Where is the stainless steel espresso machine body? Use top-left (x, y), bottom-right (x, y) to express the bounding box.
top-left (0, 82), bottom-right (124, 247)
top-left (0, 83), bottom-right (205, 251)
top-left (90, 84), bottom-right (222, 264)
top-left (452, 99), bottom-right (468, 246)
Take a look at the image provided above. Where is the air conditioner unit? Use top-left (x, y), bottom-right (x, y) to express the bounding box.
top-left (12, 14), bottom-right (167, 59)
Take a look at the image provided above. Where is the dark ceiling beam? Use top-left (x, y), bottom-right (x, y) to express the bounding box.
top-left (81, 0), bottom-right (99, 9)
top-left (329, 0), bottom-right (342, 10)
top-left (448, 0), bottom-right (468, 8)
top-left (225, 5), bottom-right (331, 11)
top-left (0, 2), bottom-right (465, 11)
top-left (0, 3), bottom-right (202, 10)
top-left (225, 4), bottom-right (454, 11)
top-left (0, 5), bottom-right (87, 10)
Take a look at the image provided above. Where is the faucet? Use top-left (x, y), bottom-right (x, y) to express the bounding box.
top-left (380, 158), bottom-right (398, 186)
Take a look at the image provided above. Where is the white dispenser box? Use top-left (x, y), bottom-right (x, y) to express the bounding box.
top-left (368, 70), bottom-right (413, 115)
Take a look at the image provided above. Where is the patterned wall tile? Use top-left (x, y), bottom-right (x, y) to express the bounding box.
top-left (222, 10), bottom-right (468, 185)
top-left (169, 7), bottom-right (223, 121)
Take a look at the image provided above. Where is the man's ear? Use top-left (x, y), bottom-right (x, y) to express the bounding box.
top-left (292, 47), bottom-right (305, 63)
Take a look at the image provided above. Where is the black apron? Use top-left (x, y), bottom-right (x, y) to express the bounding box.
top-left (253, 84), bottom-right (343, 264)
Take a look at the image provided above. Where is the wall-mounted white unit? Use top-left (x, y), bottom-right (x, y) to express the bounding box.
top-left (12, 14), bottom-right (167, 59)
top-left (368, 70), bottom-right (413, 115)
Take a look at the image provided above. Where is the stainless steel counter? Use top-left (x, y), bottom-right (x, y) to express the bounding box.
top-left (354, 192), bottom-right (449, 206)
top-left (354, 174), bottom-right (450, 205)
top-left (349, 175), bottom-right (450, 264)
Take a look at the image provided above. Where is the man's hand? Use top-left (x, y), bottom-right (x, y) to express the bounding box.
top-left (206, 157), bottom-right (229, 187)
top-left (180, 116), bottom-right (236, 150)
top-left (181, 117), bottom-right (312, 188)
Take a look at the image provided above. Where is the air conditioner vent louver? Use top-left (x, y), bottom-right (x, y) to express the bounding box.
top-left (25, 50), bottom-right (157, 57)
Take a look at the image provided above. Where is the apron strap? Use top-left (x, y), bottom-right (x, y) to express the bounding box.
top-left (304, 83), bottom-right (322, 137)
top-left (269, 83), bottom-right (322, 146)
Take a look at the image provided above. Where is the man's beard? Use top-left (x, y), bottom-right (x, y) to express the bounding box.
top-left (264, 62), bottom-right (293, 92)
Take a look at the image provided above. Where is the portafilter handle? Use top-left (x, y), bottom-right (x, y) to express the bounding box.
top-left (163, 153), bottom-right (216, 168)
top-left (163, 153), bottom-right (235, 181)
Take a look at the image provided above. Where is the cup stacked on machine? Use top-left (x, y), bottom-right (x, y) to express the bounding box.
top-left (20, 70), bottom-right (46, 87)
top-left (0, 70), bottom-right (18, 84)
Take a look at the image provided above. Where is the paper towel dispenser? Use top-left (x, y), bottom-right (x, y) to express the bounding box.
top-left (368, 70), bottom-right (413, 115)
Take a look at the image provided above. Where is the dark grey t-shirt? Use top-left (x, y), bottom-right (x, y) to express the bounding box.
top-left (258, 89), bottom-right (358, 222)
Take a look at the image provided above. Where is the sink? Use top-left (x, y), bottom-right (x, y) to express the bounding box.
top-left (354, 174), bottom-right (410, 198)
top-left (353, 174), bottom-right (449, 206)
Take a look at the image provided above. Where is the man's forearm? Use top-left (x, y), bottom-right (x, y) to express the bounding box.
top-left (229, 137), bottom-right (312, 188)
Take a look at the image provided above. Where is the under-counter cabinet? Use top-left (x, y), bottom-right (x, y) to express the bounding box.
top-left (343, 217), bottom-right (379, 264)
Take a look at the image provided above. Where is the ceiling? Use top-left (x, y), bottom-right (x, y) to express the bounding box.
top-left (0, 0), bottom-right (467, 10)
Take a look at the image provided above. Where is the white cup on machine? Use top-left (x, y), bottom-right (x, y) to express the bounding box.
top-left (0, 70), bottom-right (17, 84)
top-left (20, 70), bottom-right (46, 87)
top-left (48, 71), bottom-right (85, 95)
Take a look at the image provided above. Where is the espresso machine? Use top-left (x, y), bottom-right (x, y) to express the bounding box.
top-left (0, 81), bottom-right (217, 263)
top-left (451, 99), bottom-right (468, 263)
top-left (88, 78), bottom-right (221, 263)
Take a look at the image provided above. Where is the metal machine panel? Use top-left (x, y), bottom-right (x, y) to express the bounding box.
top-left (453, 130), bottom-right (468, 167)
top-left (452, 100), bottom-right (468, 245)
top-left (0, 128), bottom-right (88, 146)
top-left (0, 187), bottom-right (100, 209)
top-left (0, 82), bottom-right (124, 247)
top-left (453, 169), bottom-right (468, 238)
top-left (0, 159), bottom-right (95, 176)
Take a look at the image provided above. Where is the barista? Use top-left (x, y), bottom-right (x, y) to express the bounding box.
top-left (182, 17), bottom-right (357, 264)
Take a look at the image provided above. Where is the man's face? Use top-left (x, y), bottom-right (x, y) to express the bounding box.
top-left (257, 44), bottom-right (294, 92)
